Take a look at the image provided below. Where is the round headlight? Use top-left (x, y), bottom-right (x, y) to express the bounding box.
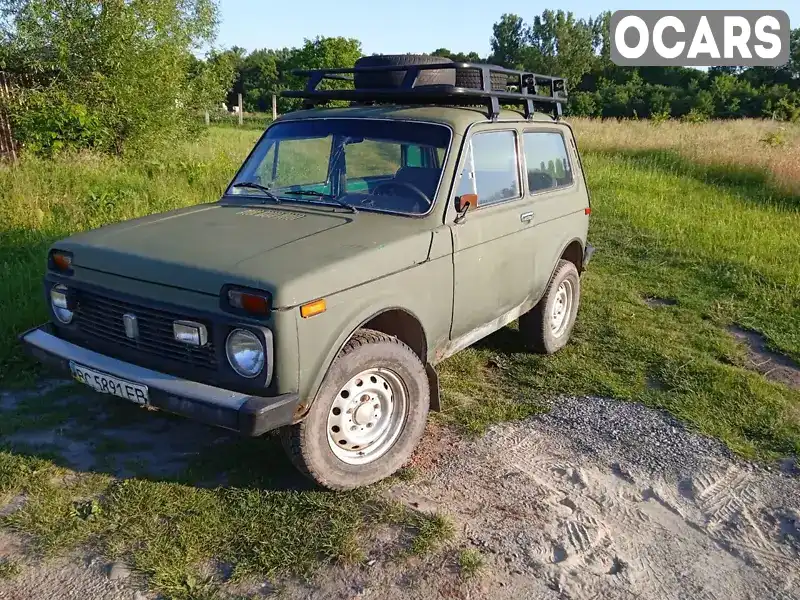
top-left (50, 284), bottom-right (73, 324)
top-left (225, 329), bottom-right (265, 378)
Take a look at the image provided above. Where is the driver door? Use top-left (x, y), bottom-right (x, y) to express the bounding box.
top-left (448, 126), bottom-right (541, 342)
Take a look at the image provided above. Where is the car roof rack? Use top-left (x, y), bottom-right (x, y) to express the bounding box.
top-left (281, 62), bottom-right (567, 120)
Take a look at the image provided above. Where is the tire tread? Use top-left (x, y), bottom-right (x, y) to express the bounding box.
top-left (280, 328), bottom-right (423, 490)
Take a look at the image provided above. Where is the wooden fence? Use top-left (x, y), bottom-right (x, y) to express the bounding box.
top-left (0, 71), bottom-right (18, 161)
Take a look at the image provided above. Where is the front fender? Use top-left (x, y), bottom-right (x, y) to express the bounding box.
top-left (293, 253), bottom-right (453, 418)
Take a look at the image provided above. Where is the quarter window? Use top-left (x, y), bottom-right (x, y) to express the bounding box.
top-left (456, 131), bottom-right (520, 207)
top-left (523, 132), bottom-right (573, 192)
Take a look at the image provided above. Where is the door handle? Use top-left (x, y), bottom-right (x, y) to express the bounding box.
top-left (520, 211), bottom-right (534, 223)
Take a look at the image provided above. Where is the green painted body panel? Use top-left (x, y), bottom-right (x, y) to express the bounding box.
top-left (48, 103), bottom-right (589, 409)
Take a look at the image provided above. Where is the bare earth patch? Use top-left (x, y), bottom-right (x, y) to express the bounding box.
top-left (285, 398), bottom-right (800, 600)
top-left (729, 325), bottom-right (800, 391)
top-left (642, 296), bottom-right (678, 308)
top-left (0, 531), bottom-right (151, 600)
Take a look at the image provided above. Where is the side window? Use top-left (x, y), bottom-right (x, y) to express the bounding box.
top-left (523, 132), bottom-right (573, 193)
top-left (403, 144), bottom-right (443, 169)
top-left (456, 131), bottom-right (520, 207)
top-left (404, 144), bottom-right (422, 167)
top-left (345, 140), bottom-right (402, 179)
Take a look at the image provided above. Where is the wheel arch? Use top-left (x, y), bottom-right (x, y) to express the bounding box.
top-left (296, 306), bottom-right (439, 421)
top-left (559, 238), bottom-right (585, 274)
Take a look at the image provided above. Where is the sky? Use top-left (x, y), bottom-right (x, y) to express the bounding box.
top-left (215, 1), bottom-right (798, 57)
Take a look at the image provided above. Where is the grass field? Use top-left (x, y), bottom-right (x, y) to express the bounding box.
top-left (1, 118), bottom-right (799, 598)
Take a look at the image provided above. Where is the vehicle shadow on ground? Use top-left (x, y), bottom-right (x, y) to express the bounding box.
top-left (591, 148), bottom-right (800, 213)
top-left (472, 324), bottom-right (522, 354)
top-left (0, 379), bottom-right (317, 492)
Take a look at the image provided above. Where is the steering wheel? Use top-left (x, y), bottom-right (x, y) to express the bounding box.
top-left (370, 180), bottom-right (431, 206)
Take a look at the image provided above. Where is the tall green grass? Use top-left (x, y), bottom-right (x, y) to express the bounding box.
top-left (438, 147), bottom-right (800, 458)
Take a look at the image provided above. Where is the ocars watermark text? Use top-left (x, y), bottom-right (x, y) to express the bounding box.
top-left (611, 10), bottom-right (790, 66)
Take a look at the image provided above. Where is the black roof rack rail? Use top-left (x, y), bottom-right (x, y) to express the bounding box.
top-left (281, 62), bottom-right (567, 120)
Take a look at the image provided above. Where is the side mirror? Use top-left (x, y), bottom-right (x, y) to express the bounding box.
top-left (455, 193), bottom-right (478, 213)
top-left (454, 193), bottom-right (478, 224)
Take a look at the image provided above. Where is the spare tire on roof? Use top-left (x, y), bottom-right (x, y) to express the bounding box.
top-left (455, 65), bottom-right (509, 91)
top-left (353, 54), bottom-right (455, 90)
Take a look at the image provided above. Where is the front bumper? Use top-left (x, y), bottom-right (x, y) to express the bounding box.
top-left (19, 324), bottom-right (299, 436)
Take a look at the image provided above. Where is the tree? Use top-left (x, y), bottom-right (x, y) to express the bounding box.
top-left (284, 36), bottom-right (362, 109)
top-left (1, 0), bottom-right (231, 155)
top-left (490, 14), bottom-right (527, 68)
top-left (430, 48), bottom-right (483, 63)
top-left (525, 10), bottom-right (596, 88)
top-left (239, 49), bottom-right (281, 111)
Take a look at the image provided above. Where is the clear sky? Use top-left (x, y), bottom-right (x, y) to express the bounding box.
top-left (215, 1), bottom-right (798, 57)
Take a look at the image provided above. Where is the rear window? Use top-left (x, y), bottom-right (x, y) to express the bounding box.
top-left (523, 132), bottom-right (574, 192)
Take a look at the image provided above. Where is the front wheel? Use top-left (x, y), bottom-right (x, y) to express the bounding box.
top-left (519, 259), bottom-right (581, 354)
top-left (280, 329), bottom-right (430, 490)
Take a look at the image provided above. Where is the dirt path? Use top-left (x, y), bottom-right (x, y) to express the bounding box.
top-left (284, 397), bottom-right (800, 600)
top-left (0, 390), bottom-right (797, 600)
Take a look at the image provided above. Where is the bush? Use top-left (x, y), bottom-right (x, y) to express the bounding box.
top-left (650, 110), bottom-right (671, 126)
top-left (681, 108), bottom-right (709, 124)
top-left (1, 0), bottom-right (233, 156)
top-left (8, 89), bottom-right (108, 156)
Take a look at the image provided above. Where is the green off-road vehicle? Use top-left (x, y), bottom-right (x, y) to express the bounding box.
top-left (21, 55), bottom-right (593, 490)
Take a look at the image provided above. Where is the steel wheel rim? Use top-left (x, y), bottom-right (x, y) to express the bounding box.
top-left (551, 280), bottom-right (573, 337)
top-left (327, 368), bottom-right (408, 465)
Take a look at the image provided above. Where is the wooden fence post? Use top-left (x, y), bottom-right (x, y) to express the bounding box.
top-left (272, 94), bottom-right (277, 121)
top-left (204, 110), bottom-right (210, 126)
top-left (238, 93), bottom-right (243, 126)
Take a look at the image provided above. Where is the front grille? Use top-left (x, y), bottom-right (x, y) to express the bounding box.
top-left (73, 290), bottom-right (218, 370)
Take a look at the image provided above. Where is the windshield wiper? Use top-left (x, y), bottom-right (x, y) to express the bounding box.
top-left (282, 190), bottom-right (357, 213)
top-left (231, 182), bottom-right (282, 204)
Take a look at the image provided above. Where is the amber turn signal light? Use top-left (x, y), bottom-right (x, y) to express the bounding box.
top-left (49, 250), bottom-right (73, 272)
top-left (300, 298), bottom-right (326, 318)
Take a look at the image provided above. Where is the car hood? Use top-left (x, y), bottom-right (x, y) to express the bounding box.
top-left (57, 202), bottom-right (434, 307)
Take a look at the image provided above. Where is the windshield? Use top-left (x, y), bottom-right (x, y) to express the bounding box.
top-left (227, 119), bottom-right (452, 215)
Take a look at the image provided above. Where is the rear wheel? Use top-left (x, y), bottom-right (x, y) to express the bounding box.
top-left (519, 259), bottom-right (581, 354)
top-left (280, 329), bottom-right (429, 490)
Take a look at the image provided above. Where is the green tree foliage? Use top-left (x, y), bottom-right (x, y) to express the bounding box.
top-left (213, 36), bottom-right (361, 114)
top-left (525, 10), bottom-right (596, 90)
top-left (489, 13), bottom-right (528, 68)
top-left (482, 11), bottom-right (800, 122)
top-left (0, 0), bottom-right (233, 155)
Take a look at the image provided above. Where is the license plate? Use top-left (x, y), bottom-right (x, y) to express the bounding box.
top-left (69, 361), bottom-right (149, 405)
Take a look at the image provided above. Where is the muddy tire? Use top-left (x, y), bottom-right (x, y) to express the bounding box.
top-left (280, 328), bottom-right (429, 490)
top-left (519, 259), bottom-right (580, 354)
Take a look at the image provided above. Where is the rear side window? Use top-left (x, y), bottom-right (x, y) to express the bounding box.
top-left (523, 132), bottom-right (573, 192)
top-left (456, 131), bottom-right (520, 207)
